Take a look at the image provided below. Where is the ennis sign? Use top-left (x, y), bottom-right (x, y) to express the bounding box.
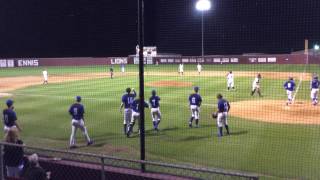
top-left (17, 59), bottom-right (39, 67)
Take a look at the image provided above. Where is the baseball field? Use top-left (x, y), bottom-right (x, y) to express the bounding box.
top-left (0, 64), bottom-right (320, 179)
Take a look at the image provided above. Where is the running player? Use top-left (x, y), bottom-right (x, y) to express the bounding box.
top-left (251, 73), bottom-right (262, 97)
top-left (120, 88), bottom-right (136, 135)
top-left (42, 68), bottom-right (48, 84)
top-left (127, 98), bottom-right (149, 137)
top-left (178, 63), bottom-right (184, 76)
top-left (283, 77), bottom-right (296, 105)
top-left (197, 63), bottom-right (202, 75)
top-left (310, 75), bottom-right (320, 105)
top-left (3, 99), bottom-right (22, 134)
top-left (227, 71), bottom-right (235, 90)
top-left (216, 94), bottom-right (230, 137)
top-left (110, 66), bottom-right (114, 79)
top-left (69, 96), bottom-right (93, 149)
top-left (188, 86), bottom-right (202, 128)
top-left (149, 90), bottom-right (161, 131)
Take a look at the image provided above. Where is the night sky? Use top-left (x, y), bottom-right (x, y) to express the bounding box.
top-left (0, 0), bottom-right (319, 57)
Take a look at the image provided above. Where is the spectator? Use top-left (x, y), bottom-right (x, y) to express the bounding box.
top-left (3, 127), bottom-right (24, 178)
top-left (23, 153), bottom-right (49, 180)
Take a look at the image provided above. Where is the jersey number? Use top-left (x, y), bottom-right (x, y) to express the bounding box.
top-left (288, 83), bottom-right (292, 88)
top-left (192, 97), bottom-right (196, 104)
top-left (73, 108), bottom-right (78, 115)
top-left (224, 103), bottom-right (228, 111)
top-left (3, 115), bottom-right (9, 124)
top-left (152, 99), bottom-right (156, 107)
top-left (128, 97), bottom-right (134, 105)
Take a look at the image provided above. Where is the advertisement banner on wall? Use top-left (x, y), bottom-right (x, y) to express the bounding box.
top-left (110, 57), bottom-right (128, 65)
top-left (17, 59), bottom-right (39, 67)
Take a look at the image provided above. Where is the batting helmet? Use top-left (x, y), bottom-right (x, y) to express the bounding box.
top-left (151, 89), bottom-right (156, 96)
top-left (126, 87), bottom-right (131, 94)
top-left (6, 99), bottom-right (13, 107)
top-left (76, 96), bottom-right (81, 102)
top-left (194, 86), bottom-right (199, 92)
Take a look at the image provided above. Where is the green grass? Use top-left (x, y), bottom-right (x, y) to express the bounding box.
top-left (0, 64), bottom-right (320, 179)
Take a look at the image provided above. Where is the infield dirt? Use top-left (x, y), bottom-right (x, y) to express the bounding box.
top-left (0, 71), bottom-right (316, 125)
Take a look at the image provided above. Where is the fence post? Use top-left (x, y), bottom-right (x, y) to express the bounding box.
top-left (100, 157), bottom-right (105, 180)
top-left (0, 144), bottom-right (3, 180)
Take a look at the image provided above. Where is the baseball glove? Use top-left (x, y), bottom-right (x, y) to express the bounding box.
top-left (212, 112), bottom-right (218, 119)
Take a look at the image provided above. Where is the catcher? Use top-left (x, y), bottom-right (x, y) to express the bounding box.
top-left (251, 73), bottom-right (262, 97)
top-left (212, 94), bottom-right (230, 137)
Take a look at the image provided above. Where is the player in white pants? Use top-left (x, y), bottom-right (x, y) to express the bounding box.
top-left (178, 63), bottom-right (184, 75)
top-left (127, 99), bottom-right (149, 137)
top-left (310, 75), bottom-right (320, 105)
top-left (251, 73), bottom-right (262, 97)
top-left (69, 96), bottom-right (93, 149)
top-left (226, 71), bottom-right (234, 90)
top-left (188, 87), bottom-right (202, 128)
top-left (283, 77), bottom-right (296, 105)
top-left (216, 94), bottom-right (230, 137)
top-left (149, 90), bottom-right (161, 131)
top-left (197, 63), bottom-right (202, 75)
top-left (120, 88), bottom-right (136, 135)
top-left (42, 68), bottom-right (48, 84)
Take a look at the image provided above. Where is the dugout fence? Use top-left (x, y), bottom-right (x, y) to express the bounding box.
top-left (0, 142), bottom-right (259, 180)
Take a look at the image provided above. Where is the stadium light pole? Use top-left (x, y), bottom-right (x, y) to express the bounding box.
top-left (196, 0), bottom-right (211, 61)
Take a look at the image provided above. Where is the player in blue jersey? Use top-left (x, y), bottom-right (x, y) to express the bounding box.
top-left (120, 88), bottom-right (136, 135)
top-left (127, 98), bottom-right (149, 137)
top-left (310, 75), bottom-right (320, 105)
top-left (216, 94), bottom-right (230, 137)
top-left (69, 96), bottom-right (93, 149)
top-left (283, 77), bottom-right (296, 105)
top-left (188, 86), bottom-right (202, 128)
top-left (149, 90), bottom-right (161, 131)
top-left (3, 99), bottom-right (22, 134)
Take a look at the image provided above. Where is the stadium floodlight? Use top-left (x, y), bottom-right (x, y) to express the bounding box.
top-left (195, 0), bottom-right (211, 62)
top-left (314, 44), bottom-right (320, 51)
top-left (196, 0), bottom-right (211, 11)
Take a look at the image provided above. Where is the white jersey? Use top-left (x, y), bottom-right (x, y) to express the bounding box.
top-left (179, 64), bottom-right (184, 72)
top-left (227, 73), bottom-right (234, 82)
top-left (197, 64), bottom-right (202, 72)
top-left (252, 77), bottom-right (260, 85)
top-left (42, 70), bottom-right (48, 80)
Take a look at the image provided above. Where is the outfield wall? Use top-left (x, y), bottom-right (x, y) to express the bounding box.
top-left (0, 53), bottom-right (319, 68)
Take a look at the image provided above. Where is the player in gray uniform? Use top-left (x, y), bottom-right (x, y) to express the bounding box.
top-left (120, 88), bottom-right (136, 135)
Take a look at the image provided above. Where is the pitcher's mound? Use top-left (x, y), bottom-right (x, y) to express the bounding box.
top-left (146, 81), bottom-right (192, 87)
top-left (230, 100), bottom-right (320, 125)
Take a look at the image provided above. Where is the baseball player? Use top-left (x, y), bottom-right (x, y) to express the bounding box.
top-left (251, 73), bottom-right (262, 97)
top-left (149, 90), bottom-right (161, 131)
top-left (120, 88), bottom-right (136, 135)
top-left (188, 86), bottom-right (202, 128)
top-left (227, 71), bottom-right (235, 90)
top-left (283, 77), bottom-right (296, 105)
top-left (121, 63), bottom-right (125, 73)
top-left (197, 63), bottom-right (202, 75)
top-left (69, 96), bottom-right (93, 149)
top-left (310, 75), bottom-right (320, 105)
top-left (216, 94), bottom-right (230, 137)
top-left (127, 98), bottom-right (149, 137)
top-left (178, 63), bottom-right (184, 76)
top-left (110, 66), bottom-right (114, 79)
top-left (42, 68), bottom-right (48, 84)
top-left (3, 99), bottom-right (22, 134)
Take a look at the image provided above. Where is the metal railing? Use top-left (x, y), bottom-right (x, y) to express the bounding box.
top-left (0, 142), bottom-right (259, 180)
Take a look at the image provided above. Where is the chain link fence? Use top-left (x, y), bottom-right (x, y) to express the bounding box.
top-left (0, 142), bottom-right (258, 180)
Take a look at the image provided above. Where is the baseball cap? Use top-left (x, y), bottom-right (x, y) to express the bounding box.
top-left (76, 96), bottom-right (81, 102)
top-left (194, 86), bottom-right (199, 92)
top-left (6, 99), bottom-right (13, 107)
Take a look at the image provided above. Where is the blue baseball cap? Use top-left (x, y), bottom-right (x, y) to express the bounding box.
top-left (76, 96), bottom-right (81, 102)
top-left (194, 86), bottom-right (199, 92)
top-left (6, 99), bottom-right (13, 107)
